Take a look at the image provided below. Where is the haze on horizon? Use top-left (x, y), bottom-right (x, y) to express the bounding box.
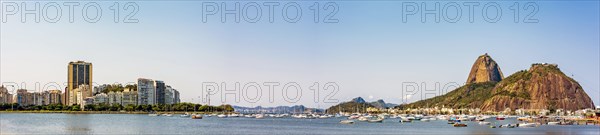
top-left (1, 1), bottom-right (598, 109)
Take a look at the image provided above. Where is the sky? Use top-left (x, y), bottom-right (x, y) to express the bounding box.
top-left (1, 1), bottom-right (599, 109)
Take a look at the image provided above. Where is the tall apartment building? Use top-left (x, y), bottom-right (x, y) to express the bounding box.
top-left (72, 85), bottom-right (91, 106)
top-left (16, 89), bottom-right (33, 106)
top-left (155, 81), bottom-right (166, 104)
top-left (137, 78), bottom-right (156, 105)
top-left (67, 61), bottom-right (93, 105)
top-left (165, 86), bottom-right (174, 105)
top-left (0, 86), bottom-right (13, 104)
top-left (173, 89), bottom-right (180, 104)
top-left (46, 90), bottom-right (62, 105)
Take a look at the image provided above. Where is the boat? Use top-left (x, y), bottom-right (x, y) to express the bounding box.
top-left (217, 114), bottom-right (227, 118)
top-left (340, 120), bottom-right (355, 124)
top-left (358, 117), bottom-right (369, 121)
top-left (547, 122), bottom-right (560, 125)
top-left (368, 118), bottom-right (384, 123)
top-left (499, 124), bottom-right (516, 128)
top-left (165, 114), bottom-right (173, 117)
top-left (348, 115), bottom-right (360, 120)
top-left (475, 117), bottom-right (486, 121)
top-left (496, 116), bottom-right (506, 120)
top-left (420, 119), bottom-right (430, 122)
top-left (400, 117), bottom-right (412, 123)
top-left (148, 112), bottom-right (159, 117)
top-left (453, 123), bottom-right (467, 127)
top-left (478, 122), bottom-right (491, 125)
top-left (180, 113), bottom-right (190, 118)
top-left (255, 114), bottom-right (265, 119)
top-left (192, 114), bottom-right (203, 119)
top-left (518, 123), bottom-right (538, 128)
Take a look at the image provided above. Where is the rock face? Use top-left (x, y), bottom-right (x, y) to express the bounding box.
top-left (466, 53), bottom-right (504, 83)
top-left (352, 97), bottom-right (366, 103)
top-left (480, 64), bottom-right (595, 111)
top-left (401, 54), bottom-right (596, 112)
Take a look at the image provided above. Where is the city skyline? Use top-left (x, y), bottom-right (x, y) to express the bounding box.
top-left (1, 1), bottom-right (599, 109)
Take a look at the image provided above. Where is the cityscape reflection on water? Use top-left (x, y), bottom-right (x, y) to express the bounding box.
top-left (1, 113), bottom-right (599, 135)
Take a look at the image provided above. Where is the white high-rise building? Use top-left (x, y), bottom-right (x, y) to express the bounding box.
top-left (137, 78), bottom-right (156, 105)
top-left (165, 86), bottom-right (174, 105)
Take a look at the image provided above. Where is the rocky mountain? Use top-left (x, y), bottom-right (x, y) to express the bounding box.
top-left (352, 97), bottom-right (366, 103)
top-left (401, 54), bottom-right (595, 111)
top-left (369, 99), bottom-right (399, 109)
top-left (466, 53), bottom-right (504, 84)
top-left (326, 97), bottom-right (398, 113)
top-left (480, 64), bottom-right (595, 111)
top-left (399, 82), bottom-right (497, 109)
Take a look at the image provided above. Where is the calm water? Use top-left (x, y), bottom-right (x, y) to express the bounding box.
top-left (1, 113), bottom-right (599, 134)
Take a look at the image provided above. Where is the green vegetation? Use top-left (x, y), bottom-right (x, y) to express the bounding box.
top-left (0, 103), bottom-right (234, 112)
top-left (398, 82), bottom-right (497, 109)
top-left (326, 102), bottom-right (375, 113)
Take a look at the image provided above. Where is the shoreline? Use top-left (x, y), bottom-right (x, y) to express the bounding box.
top-left (0, 111), bottom-right (214, 114)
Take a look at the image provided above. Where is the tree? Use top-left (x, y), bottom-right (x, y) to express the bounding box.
top-left (125, 104), bottom-right (135, 112)
top-left (221, 104), bottom-right (234, 112)
top-left (72, 105), bottom-right (81, 111)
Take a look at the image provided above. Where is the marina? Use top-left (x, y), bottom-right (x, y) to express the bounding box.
top-left (1, 113), bottom-right (599, 134)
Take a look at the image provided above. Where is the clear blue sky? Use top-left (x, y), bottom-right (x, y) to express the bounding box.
top-left (1, 1), bottom-right (598, 108)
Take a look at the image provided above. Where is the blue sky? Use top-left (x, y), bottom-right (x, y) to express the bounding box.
top-left (1, 1), bottom-right (599, 108)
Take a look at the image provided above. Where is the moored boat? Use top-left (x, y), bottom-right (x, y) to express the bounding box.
top-left (340, 120), bottom-right (355, 124)
top-left (453, 123), bottom-right (467, 127)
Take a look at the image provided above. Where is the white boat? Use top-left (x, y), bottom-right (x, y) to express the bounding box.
top-left (180, 113), bottom-right (190, 117)
top-left (420, 119), bottom-right (430, 122)
top-left (547, 122), bottom-right (560, 125)
top-left (217, 114), bottom-right (227, 118)
top-left (400, 117), bottom-right (412, 123)
top-left (340, 120), bottom-right (355, 124)
top-left (165, 114), bottom-right (173, 117)
top-left (148, 113), bottom-right (159, 117)
top-left (368, 118), bottom-right (384, 123)
top-left (358, 117), bottom-right (369, 121)
top-left (479, 122), bottom-right (491, 125)
top-left (255, 114), bottom-right (265, 119)
top-left (519, 123), bottom-right (538, 128)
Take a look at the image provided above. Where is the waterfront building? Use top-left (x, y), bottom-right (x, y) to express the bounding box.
top-left (47, 90), bottom-right (62, 105)
top-left (94, 93), bottom-right (108, 105)
top-left (155, 80), bottom-right (166, 104)
top-left (15, 89), bottom-right (34, 106)
top-left (0, 86), bottom-right (13, 104)
top-left (165, 86), bottom-right (174, 105)
top-left (67, 61), bottom-right (93, 105)
top-left (73, 85), bottom-right (91, 106)
top-left (108, 91), bottom-right (123, 105)
top-left (122, 88), bottom-right (138, 106)
top-left (173, 89), bottom-right (180, 104)
top-left (137, 78), bottom-right (156, 105)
